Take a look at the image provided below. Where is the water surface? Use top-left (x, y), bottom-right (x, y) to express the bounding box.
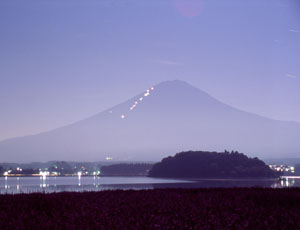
top-left (0, 176), bottom-right (298, 194)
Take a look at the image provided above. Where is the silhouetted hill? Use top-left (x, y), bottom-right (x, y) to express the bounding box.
top-left (100, 163), bottom-right (153, 176)
top-left (0, 80), bottom-right (300, 162)
top-left (149, 151), bottom-right (280, 179)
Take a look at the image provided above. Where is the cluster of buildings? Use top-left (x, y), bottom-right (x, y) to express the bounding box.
top-left (2, 166), bottom-right (101, 177)
top-left (269, 165), bottom-right (295, 174)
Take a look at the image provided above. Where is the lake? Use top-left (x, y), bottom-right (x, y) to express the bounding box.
top-left (0, 176), bottom-right (298, 194)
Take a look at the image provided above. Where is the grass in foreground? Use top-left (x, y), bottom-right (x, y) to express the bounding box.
top-left (1, 188), bottom-right (300, 230)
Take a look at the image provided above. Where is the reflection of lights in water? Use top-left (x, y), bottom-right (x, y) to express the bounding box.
top-left (5, 176), bottom-right (9, 190)
top-left (290, 179), bottom-right (295, 187)
top-left (40, 171), bottom-right (49, 181)
top-left (16, 177), bottom-right (20, 191)
top-left (40, 183), bottom-right (46, 188)
top-left (283, 178), bottom-right (295, 187)
top-left (78, 172), bottom-right (82, 186)
top-left (121, 114), bottom-right (125, 119)
top-left (271, 183), bottom-right (278, 189)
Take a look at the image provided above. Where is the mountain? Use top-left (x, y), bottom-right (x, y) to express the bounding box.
top-left (0, 80), bottom-right (300, 163)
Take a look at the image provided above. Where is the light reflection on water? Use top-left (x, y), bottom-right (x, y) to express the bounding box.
top-left (0, 176), bottom-right (298, 194)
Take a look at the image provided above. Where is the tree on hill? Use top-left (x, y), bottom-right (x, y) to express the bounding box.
top-left (49, 161), bottom-right (74, 174)
top-left (149, 151), bottom-right (280, 179)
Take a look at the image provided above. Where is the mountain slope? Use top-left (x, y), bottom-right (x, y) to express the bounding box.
top-left (1, 80), bottom-right (300, 162)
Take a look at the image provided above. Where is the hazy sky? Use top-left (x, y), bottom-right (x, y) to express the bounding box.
top-left (0, 0), bottom-right (299, 141)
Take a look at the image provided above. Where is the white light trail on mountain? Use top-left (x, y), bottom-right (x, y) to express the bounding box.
top-left (122, 86), bottom-right (155, 118)
top-left (130, 104), bottom-right (136, 110)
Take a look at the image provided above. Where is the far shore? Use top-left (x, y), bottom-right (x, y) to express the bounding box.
top-left (0, 174), bottom-right (284, 181)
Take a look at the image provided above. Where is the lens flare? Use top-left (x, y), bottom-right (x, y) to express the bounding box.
top-left (175, 0), bottom-right (203, 18)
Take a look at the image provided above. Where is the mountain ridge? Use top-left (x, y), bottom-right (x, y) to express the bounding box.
top-left (2, 80), bottom-right (299, 142)
top-left (1, 80), bottom-right (300, 163)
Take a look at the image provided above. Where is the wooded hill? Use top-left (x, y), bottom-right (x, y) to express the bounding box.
top-left (149, 151), bottom-right (280, 179)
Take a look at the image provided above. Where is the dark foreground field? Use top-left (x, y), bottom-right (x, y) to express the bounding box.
top-left (1, 188), bottom-right (300, 230)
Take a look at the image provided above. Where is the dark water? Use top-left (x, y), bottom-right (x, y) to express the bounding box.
top-left (0, 176), bottom-right (297, 194)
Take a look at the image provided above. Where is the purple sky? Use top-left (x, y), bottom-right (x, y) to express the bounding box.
top-left (0, 0), bottom-right (300, 141)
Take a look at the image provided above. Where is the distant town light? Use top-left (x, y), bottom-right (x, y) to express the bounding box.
top-left (39, 171), bottom-right (49, 181)
top-left (106, 157), bottom-right (113, 161)
top-left (121, 114), bottom-right (125, 119)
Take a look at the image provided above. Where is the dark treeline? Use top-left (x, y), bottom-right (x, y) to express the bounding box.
top-left (0, 161), bottom-right (157, 176)
top-left (100, 163), bottom-right (153, 176)
top-left (149, 150), bottom-right (280, 179)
